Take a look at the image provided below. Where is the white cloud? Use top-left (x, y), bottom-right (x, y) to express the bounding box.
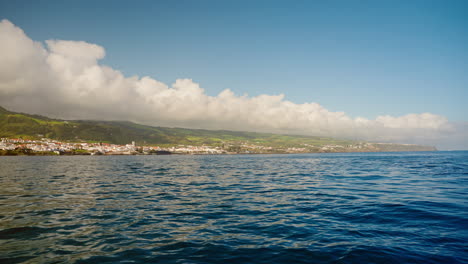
top-left (0, 19), bottom-right (465, 149)
top-left (376, 113), bottom-right (449, 129)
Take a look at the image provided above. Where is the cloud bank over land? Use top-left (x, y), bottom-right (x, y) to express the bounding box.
top-left (0, 20), bottom-right (465, 149)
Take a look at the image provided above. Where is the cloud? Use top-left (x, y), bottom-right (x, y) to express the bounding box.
top-left (0, 19), bottom-right (465, 149)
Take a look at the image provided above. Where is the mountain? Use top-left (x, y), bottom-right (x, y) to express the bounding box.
top-left (0, 106), bottom-right (436, 152)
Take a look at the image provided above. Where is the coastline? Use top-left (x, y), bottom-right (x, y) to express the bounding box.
top-left (0, 138), bottom-right (437, 156)
top-left (0, 149), bottom-right (438, 156)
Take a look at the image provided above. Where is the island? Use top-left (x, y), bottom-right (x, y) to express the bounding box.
top-left (0, 106), bottom-right (436, 155)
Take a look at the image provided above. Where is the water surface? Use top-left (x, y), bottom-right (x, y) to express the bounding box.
top-left (1, 152), bottom-right (467, 263)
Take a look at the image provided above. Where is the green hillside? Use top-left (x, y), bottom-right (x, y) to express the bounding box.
top-left (0, 106), bottom-right (353, 148)
top-left (0, 106), bottom-right (437, 152)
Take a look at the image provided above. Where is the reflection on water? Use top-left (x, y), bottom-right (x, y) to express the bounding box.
top-left (0, 152), bottom-right (467, 263)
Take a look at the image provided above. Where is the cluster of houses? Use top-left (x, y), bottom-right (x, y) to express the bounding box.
top-left (0, 138), bottom-right (383, 155)
top-left (1, 138), bottom-right (136, 154)
top-left (319, 143), bottom-right (372, 151)
top-left (0, 138), bottom-right (225, 155)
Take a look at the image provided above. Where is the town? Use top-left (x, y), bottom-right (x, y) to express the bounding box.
top-left (0, 138), bottom-right (435, 156)
top-left (0, 138), bottom-right (226, 155)
top-left (0, 138), bottom-right (414, 155)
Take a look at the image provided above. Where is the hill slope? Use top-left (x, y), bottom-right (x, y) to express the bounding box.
top-left (0, 106), bottom-right (436, 152)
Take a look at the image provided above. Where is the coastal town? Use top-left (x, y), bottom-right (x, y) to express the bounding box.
top-left (0, 137), bottom-right (435, 156)
top-left (0, 138), bottom-right (224, 155)
top-left (0, 137), bottom-right (308, 155)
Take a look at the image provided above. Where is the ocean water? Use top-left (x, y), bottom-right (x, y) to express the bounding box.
top-left (0, 151), bottom-right (467, 264)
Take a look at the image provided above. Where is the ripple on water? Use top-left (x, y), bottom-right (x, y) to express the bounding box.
top-left (0, 152), bottom-right (467, 263)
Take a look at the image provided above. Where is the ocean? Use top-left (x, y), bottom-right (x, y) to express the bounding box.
top-left (0, 151), bottom-right (467, 263)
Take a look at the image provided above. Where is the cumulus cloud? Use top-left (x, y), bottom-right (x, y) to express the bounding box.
top-left (0, 19), bottom-right (465, 149)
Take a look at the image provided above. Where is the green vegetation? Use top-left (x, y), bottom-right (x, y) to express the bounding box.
top-left (0, 106), bottom-right (435, 152)
top-left (0, 149), bottom-right (58, 156)
top-left (0, 106), bottom-right (352, 147)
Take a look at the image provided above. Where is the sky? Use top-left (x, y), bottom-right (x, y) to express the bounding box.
top-left (0, 0), bottom-right (467, 149)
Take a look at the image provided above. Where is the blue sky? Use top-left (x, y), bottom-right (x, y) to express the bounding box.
top-left (1, 0), bottom-right (467, 121)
